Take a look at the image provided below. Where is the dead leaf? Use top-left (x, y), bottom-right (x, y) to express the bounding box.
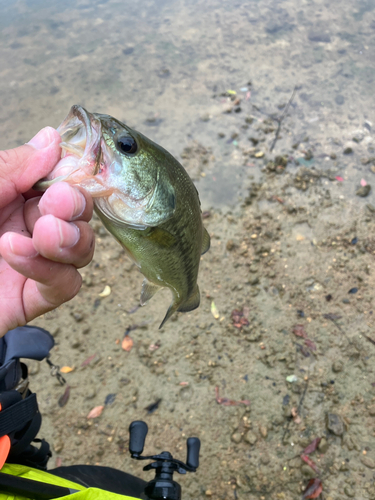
top-left (87, 405), bottom-right (104, 419)
top-left (302, 478), bottom-right (322, 499)
top-left (58, 386), bottom-right (70, 408)
top-left (60, 366), bottom-right (74, 374)
top-left (122, 335), bottom-right (134, 352)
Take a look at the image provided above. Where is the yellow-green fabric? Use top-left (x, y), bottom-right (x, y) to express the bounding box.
top-left (0, 464), bottom-right (139, 500)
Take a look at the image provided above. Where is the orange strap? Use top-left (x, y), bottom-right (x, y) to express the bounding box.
top-left (0, 403), bottom-right (11, 469)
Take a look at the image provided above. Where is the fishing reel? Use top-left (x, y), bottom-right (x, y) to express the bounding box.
top-left (129, 421), bottom-right (200, 500)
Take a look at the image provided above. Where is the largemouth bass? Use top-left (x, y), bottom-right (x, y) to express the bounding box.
top-left (35, 105), bottom-right (210, 328)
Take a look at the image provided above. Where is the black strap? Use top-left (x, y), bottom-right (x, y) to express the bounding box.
top-left (0, 471), bottom-right (78, 499)
top-left (0, 393), bottom-right (38, 437)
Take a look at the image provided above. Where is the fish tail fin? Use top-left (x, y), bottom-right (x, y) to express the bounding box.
top-left (159, 285), bottom-right (201, 329)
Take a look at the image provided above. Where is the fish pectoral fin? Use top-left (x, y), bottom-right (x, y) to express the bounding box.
top-left (178, 285), bottom-right (200, 313)
top-left (201, 227), bottom-right (211, 255)
top-left (140, 279), bottom-right (162, 306)
top-left (142, 180), bottom-right (176, 226)
top-left (146, 227), bottom-right (177, 248)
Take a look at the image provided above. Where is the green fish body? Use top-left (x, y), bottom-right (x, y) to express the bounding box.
top-left (35, 105), bottom-right (210, 327)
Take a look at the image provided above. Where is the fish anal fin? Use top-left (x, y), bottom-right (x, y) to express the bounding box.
top-left (140, 279), bottom-right (162, 306)
top-left (201, 227), bottom-right (210, 255)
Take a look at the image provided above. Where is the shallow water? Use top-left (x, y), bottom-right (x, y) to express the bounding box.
top-left (1, 0), bottom-right (374, 208)
top-left (2, 1), bottom-right (375, 499)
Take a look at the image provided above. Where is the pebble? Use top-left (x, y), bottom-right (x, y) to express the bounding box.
top-left (71, 340), bottom-right (82, 349)
top-left (356, 185), bottom-right (371, 197)
top-left (335, 95), bottom-right (345, 105)
top-left (343, 147), bottom-right (353, 155)
top-left (259, 426), bottom-right (268, 438)
top-left (226, 240), bottom-right (236, 251)
top-left (326, 413), bottom-right (344, 436)
top-left (85, 387), bottom-right (97, 400)
top-left (53, 439), bottom-right (64, 453)
top-left (361, 456), bottom-right (375, 469)
top-left (231, 432), bottom-right (242, 444)
top-left (50, 326), bottom-right (60, 337)
top-left (308, 31), bottom-right (331, 43)
top-left (332, 360), bottom-right (343, 373)
top-left (244, 431), bottom-right (257, 445)
top-left (301, 464), bottom-right (316, 477)
top-left (71, 312), bottom-right (84, 322)
top-left (318, 437), bottom-right (329, 453)
top-left (344, 486), bottom-right (355, 497)
top-left (368, 405), bottom-right (375, 416)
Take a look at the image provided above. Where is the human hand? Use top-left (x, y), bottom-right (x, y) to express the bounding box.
top-left (0, 127), bottom-right (95, 337)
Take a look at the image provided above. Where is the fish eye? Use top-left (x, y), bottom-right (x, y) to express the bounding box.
top-left (117, 135), bottom-right (138, 155)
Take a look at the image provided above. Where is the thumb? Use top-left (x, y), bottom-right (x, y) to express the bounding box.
top-left (0, 127), bottom-right (61, 209)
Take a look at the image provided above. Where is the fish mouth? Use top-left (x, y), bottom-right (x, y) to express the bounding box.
top-left (35, 105), bottom-right (102, 188)
top-left (56, 105), bottom-right (102, 177)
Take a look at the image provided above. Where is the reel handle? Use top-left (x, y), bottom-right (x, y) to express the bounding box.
top-left (129, 420), bottom-right (148, 456)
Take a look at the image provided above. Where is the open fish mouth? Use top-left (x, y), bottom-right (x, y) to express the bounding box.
top-left (34, 105), bottom-right (102, 188)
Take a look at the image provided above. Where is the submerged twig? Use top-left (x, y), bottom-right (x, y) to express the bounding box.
top-left (270, 86), bottom-right (297, 152)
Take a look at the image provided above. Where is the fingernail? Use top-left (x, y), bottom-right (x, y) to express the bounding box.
top-left (72, 189), bottom-right (87, 220)
top-left (8, 234), bottom-right (39, 258)
top-left (27, 126), bottom-right (55, 150)
top-left (60, 222), bottom-right (80, 248)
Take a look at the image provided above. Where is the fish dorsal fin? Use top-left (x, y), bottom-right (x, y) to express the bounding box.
top-left (178, 285), bottom-right (200, 313)
top-left (140, 279), bottom-right (162, 306)
top-left (201, 227), bottom-right (210, 255)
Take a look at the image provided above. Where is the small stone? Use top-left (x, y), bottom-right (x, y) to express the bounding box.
top-left (205, 490), bottom-right (212, 497)
top-left (53, 439), bottom-right (64, 453)
top-left (332, 360), bottom-right (343, 373)
top-left (356, 185), bottom-right (371, 197)
top-left (335, 95), bottom-right (345, 105)
top-left (231, 432), bottom-right (242, 444)
top-left (368, 405), bottom-right (375, 416)
top-left (226, 240), bottom-right (236, 251)
top-left (361, 456), bottom-right (375, 469)
top-left (259, 426), bottom-right (268, 438)
top-left (364, 120), bottom-right (372, 131)
top-left (318, 437), bottom-right (329, 454)
top-left (326, 413), bottom-right (344, 436)
top-left (71, 312), bottom-right (84, 322)
top-left (254, 151), bottom-right (264, 158)
top-left (249, 276), bottom-right (259, 286)
top-left (50, 326), bottom-right (60, 337)
top-left (344, 486), bottom-right (355, 497)
top-left (85, 387), bottom-right (97, 400)
top-left (244, 431), bottom-right (257, 445)
top-left (71, 340), bottom-right (82, 349)
top-left (308, 31), bottom-right (331, 43)
top-left (28, 360), bottom-right (40, 376)
top-left (301, 464), bottom-right (316, 477)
